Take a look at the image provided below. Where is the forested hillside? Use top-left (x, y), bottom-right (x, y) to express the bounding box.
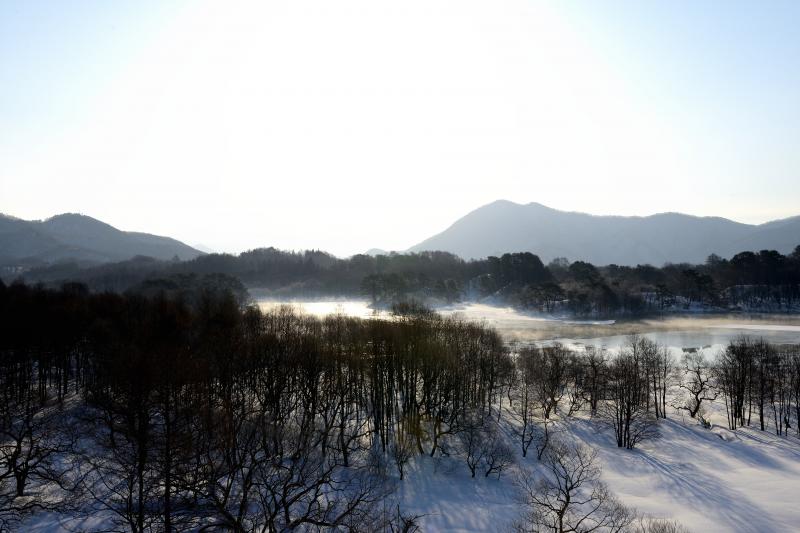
top-left (12, 244), bottom-right (800, 317)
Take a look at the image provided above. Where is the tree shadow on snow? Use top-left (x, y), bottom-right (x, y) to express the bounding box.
top-left (661, 419), bottom-right (788, 471)
top-left (565, 418), bottom-right (793, 533)
top-left (638, 453), bottom-right (782, 533)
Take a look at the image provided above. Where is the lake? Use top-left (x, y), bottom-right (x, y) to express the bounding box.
top-left (256, 299), bottom-right (800, 356)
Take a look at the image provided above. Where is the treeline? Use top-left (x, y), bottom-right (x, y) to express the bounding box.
top-left (2, 280), bottom-right (797, 531)
top-left (14, 245), bottom-right (800, 317)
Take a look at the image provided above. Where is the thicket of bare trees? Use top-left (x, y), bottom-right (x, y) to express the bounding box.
top-left (0, 281), bottom-right (511, 530)
top-left (715, 337), bottom-right (800, 435)
top-left (18, 245), bottom-right (800, 318)
top-left (1, 280), bottom-right (797, 531)
top-left (599, 337), bottom-right (667, 450)
top-left (511, 345), bottom-right (566, 460)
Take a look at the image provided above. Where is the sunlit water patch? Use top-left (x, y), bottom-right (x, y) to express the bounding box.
top-left (257, 299), bottom-right (388, 319)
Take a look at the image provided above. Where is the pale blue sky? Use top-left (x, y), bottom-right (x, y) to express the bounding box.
top-left (1, 1), bottom-right (799, 256)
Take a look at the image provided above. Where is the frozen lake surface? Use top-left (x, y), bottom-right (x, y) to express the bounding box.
top-left (257, 299), bottom-right (800, 350)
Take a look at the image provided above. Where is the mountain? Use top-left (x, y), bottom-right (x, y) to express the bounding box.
top-left (408, 200), bottom-right (800, 265)
top-left (0, 213), bottom-right (203, 267)
top-left (192, 243), bottom-right (217, 254)
top-left (364, 248), bottom-right (390, 256)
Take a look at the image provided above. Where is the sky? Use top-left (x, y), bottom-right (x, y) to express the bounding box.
top-left (1, 1), bottom-right (799, 257)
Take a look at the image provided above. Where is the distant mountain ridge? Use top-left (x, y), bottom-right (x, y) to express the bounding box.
top-left (408, 200), bottom-right (800, 265)
top-left (0, 213), bottom-right (202, 267)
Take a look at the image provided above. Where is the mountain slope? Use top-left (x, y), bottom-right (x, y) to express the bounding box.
top-left (0, 213), bottom-right (202, 266)
top-left (408, 200), bottom-right (800, 265)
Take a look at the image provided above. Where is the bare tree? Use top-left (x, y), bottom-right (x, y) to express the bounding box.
top-left (629, 516), bottom-right (692, 533)
top-left (644, 343), bottom-right (673, 420)
top-left (534, 416), bottom-right (554, 461)
top-left (536, 345), bottom-right (567, 420)
top-left (514, 345), bottom-right (568, 460)
top-left (514, 439), bottom-right (633, 533)
top-left (459, 414), bottom-right (514, 479)
top-left (601, 341), bottom-right (659, 449)
top-left (0, 396), bottom-right (78, 530)
top-left (513, 347), bottom-right (539, 458)
top-left (372, 504), bottom-right (425, 533)
top-left (391, 430), bottom-right (416, 482)
top-left (460, 414), bottom-right (487, 478)
top-left (673, 352), bottom-right (717, 419)
top-left (564, 351), bottom-right (586, 417)
top-left (481, 423), bottom-right (514, 478)
top-left (715, 338), bottom-right (751, 430)
top-left (581, 347), bottom-right (607, 417)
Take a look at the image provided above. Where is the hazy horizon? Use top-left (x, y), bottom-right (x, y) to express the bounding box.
top-left (2, 197), bottom-right (799, 258)
top-left (2, 1), bottom-right (799, 256)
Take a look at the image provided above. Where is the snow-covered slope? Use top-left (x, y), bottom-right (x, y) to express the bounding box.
top-left (390, 399), bottom-right (800, 532)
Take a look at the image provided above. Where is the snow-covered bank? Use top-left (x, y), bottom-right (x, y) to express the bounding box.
top-left (388, 402), bottom-right (800, 532)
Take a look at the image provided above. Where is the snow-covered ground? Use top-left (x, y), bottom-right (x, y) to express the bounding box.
top-left (388, 399), bottom-right (800, 532)
top-left (21, 396), bottom-right (800, 532)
